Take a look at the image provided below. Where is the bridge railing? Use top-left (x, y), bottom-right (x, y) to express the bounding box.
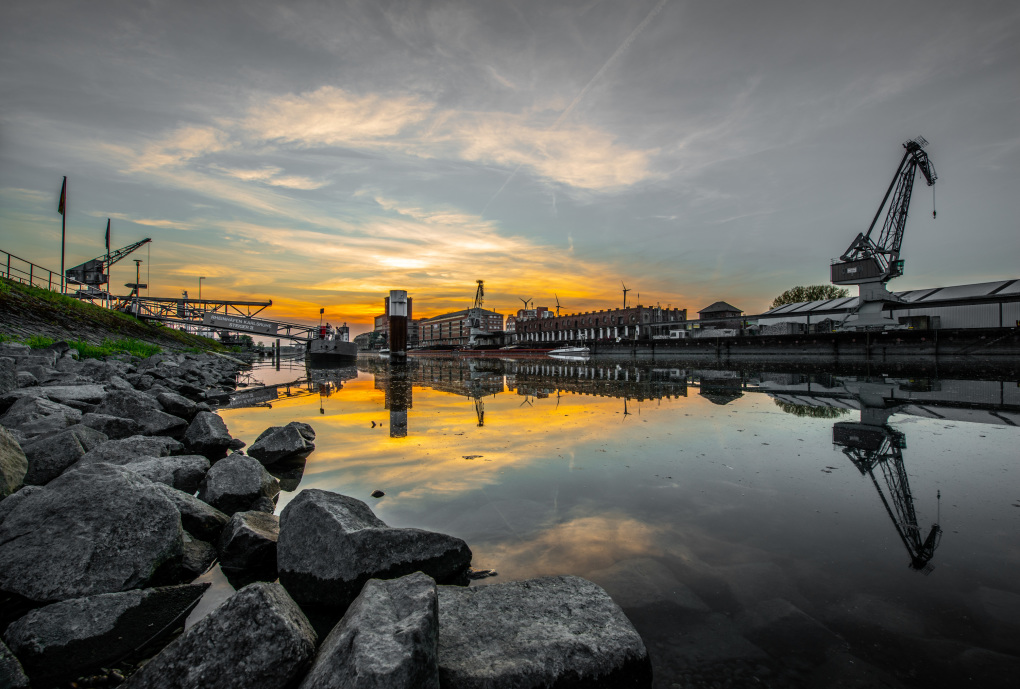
top-left (1, 249), bottom-right (66, 293)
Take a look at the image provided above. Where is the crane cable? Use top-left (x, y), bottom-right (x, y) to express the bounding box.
top-left (932, 185), bottom-right (937, 219)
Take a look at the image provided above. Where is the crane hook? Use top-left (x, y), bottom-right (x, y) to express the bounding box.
top-left (932, 186), bottom-right (937, 219)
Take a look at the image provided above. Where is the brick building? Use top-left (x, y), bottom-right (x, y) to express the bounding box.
top-left (696, 301), bottom-right (743, 330)
top-left (514, 305), bottom-right (686, 344)
top-left (420, 307), bottom-right (504, 347)
top-left (373, 296), bottom-right (420, 347)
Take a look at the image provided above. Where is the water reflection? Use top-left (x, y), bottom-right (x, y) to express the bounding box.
top-left (216, 356), bottom-right (1020, 688)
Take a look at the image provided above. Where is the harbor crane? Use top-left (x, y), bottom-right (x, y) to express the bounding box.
top-left (473, 280), bottom-right (485, 309)
top-left (66, 237), bottom-right (152, 298)
top-left (831, 137), bottom-right (937, 328)
top-left (554, 294), bottom-right (564, 316)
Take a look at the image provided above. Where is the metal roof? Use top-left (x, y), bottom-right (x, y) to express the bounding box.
top-left (759, 280), bottom-right (1018, 316)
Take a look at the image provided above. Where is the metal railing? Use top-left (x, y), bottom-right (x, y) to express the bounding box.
top-left (1, 249), bottom-right (65, 292)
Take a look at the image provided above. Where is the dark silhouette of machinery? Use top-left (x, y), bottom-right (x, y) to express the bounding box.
top-left (831, 382), bottom-right (942, 572)
top-left (831, 137), bottom-right (937, 328)
top-left (66, 237), bottom-right (151, 298)
top-left (473, 280), bottom-right (485, 310)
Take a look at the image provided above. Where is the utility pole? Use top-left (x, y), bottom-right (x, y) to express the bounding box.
top-left (199, 276), bottom-right (206, 301)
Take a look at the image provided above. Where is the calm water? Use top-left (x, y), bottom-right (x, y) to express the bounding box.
top-left (203, 355), bottom-right (1020, 688)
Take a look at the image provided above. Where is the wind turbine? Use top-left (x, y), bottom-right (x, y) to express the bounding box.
top-left (518, 296), bottom-right (532, 311)
top-left (622, 282), bottom-right (631, 309)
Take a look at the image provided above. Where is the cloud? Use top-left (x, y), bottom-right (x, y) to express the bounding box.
top-left (215, 165), bottom-right (327, 190)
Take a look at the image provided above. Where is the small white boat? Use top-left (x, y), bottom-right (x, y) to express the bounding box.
top-left (378, 348), bottom-right (390, 358)
top-left (548, 346), bottom-right (590, 358)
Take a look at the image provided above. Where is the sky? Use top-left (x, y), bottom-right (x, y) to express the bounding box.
top-left (1, 0), bottom-right (1017, 333)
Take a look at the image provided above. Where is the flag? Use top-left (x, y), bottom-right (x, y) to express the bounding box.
top-left (105, 219), bottom-right (111, 251)
top-left (57, 177), bottom-right (67, 215)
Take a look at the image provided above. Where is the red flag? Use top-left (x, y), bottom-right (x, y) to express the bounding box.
top-left (57, 177), bottom-right (67, 215)
top-left (105, 219), bottom-right (110, 251)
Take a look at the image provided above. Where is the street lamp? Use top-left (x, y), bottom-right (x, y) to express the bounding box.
top-left (199, 276), bottom-right (206, 301)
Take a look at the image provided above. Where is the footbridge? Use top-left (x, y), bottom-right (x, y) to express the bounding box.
top-left (119, 295), bottom-right (320, 342)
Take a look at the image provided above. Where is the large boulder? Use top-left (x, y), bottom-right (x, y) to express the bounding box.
top-left (218, 510), bottom-right (279, 574)
top-left (0, 426), bottom-right (28, 498)
top-left (120, 583), bottom-right (317, 689)
top-left (182, 534), bottom-right (218, 578)
top-left (248, 422), bottom-right (315, 466)
top-left (0, 486), bottom-right (43, 526)
top-left (299, 572), bottom-right (439, 689)
top-left (198, 453), bottom-right (279, 516)
top-left (278, 489), bottom-right (471, 610)
top-left (120, 454), bottom-right (211, 493)
top-left (94, 389), bottom-right (188, 437)
top-left (0, 384), bottom-right (107, 410)
top-left (437, 576), bottom-right (652, 688)
top-left (184, 411), bottom-right (233, 459)
top-left (79, 412), bottom-right (141, 439)
top-left (22, 424), bottom-right (108, 485)
top-left (77, 435), bottom-right (184, 467)
top-left (2, 583), bottom-right (209, 686)
top-left (0, 639), bottom-right (29, 689)
top-left (156, 391), bottom-right (201, 421)
top-left (0, 357), bottom-right (15, 395)
top-left (152, 483), bottom-right (230, 542)
top-left (0, 463), bottom-right (183, 603)
top-left (0, 395), bottom-right (81, 437)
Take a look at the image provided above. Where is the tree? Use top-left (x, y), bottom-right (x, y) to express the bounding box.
top-left (770, 285), bottom-right (849, 309)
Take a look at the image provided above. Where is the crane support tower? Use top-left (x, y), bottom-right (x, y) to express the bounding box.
top-left (473, 280), bottom-right (485, 310)
top-left (66, 238), bottom-right (152, 298)
top-left (831, 137), bottom-right (937, 329)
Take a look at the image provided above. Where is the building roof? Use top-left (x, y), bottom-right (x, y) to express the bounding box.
top-left (699, 301), bottom-right (742, 315)
top-left (759, 279), bottom-right (1019, 317)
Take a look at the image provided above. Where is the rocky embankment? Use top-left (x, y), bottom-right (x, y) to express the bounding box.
top-left (0, 341), bottom-right (652, 688)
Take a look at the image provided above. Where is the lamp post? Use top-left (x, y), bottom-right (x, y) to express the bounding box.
top-left (199, 276), bottom-right (206, 301)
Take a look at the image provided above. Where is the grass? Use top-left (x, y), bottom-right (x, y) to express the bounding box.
top-left (23, 334), bottom-right (162, 359)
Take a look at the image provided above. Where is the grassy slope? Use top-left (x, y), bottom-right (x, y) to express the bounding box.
top-left (0, 277), bottom-right (224, 351)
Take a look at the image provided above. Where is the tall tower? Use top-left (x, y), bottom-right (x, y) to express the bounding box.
top-left (388, 289), bottom-right (408, 362)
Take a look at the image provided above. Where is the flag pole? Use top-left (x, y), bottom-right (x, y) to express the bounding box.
top-left (58, 176), bottom-right (67, 293)
top-left (105, 218), bottom-right (111, 309)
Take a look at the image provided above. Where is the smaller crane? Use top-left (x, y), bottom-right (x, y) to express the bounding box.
top-left (66, 237), bottom-right (152, 297)
top-left (554, 294), bottom-right (564, 316)
top-left (473, 280), bottom-right (485, 310)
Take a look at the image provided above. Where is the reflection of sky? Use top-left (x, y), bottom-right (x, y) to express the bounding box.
top-left (218, 362), bottom-right (1020, 672)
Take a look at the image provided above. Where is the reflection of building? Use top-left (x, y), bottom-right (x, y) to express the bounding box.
top-left (419, 308), bottom-right (504, 348)
top-left (508, 361), bottom-right (688, 401)
top-left (514, 306), bottom-right (686, 344)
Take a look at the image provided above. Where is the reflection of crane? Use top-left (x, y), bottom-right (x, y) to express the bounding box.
top-left (832, 411), bottom-right (942, 573)
top-left (622, 282), bottom-right (631, 309)
top-left (473, 280), bottom-right (485, 309)
top-left (831, 137), bottom-right (937, 328)
top-left (474, 397), bottom-right (485, 426)
top-left (66, 237), bottom-right (152, 296)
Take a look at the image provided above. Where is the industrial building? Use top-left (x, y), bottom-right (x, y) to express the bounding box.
top-left (419, 308), bottom-right (504, 348)
top-left (372, 295), bottom-right (420, 348)
top-left (755, 279), bottom-right (1020, 333)
top-left (513, 305), bottom-right (687, 344)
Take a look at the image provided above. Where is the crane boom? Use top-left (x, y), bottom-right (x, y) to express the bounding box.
top-left (65, 238), bottom-right (152, 288)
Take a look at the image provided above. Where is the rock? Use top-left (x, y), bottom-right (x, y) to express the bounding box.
top-left (288, 421), bottom-right (316, 442)
top-left (182, 534), bottom-right (217, 577)
top-left (184, 411), bottom-right (233, 459)
top-left (0, 357), bottom-right (15, 396)
top-left (0, 463), bottom-right (183, 602)
top-left (278, 489), bottom-right (471, 609)
top-left (77, 435), bottom-right (184, 467)
top-left (157, 391), bottom-right (201, 421)
top-left (198, 453), bottom-right (280, 516)
top-left (120, 583), bottom-right (317, 689)
top-left (121, 454), bottom-right (211, 493)
top-left (299, 572), bottom-right (439, 689)
top-left (371, 489), bottom-right (385, 498)
top-left (104, 374), bottom-right (136, 391)
top-left (134, 407), bottom-right (190, 437)
top-left (250, 495), bottom-right (277, 513)
top-left (248, 423), bottom-right (315, 466)
top-left (0, 395), bottom-right (82, 437)
top-left (151, 482), bottom-right (230, 541)
top-left (0, 639), bottom-right (30, 689)
top-left (94, 389), bottom-right (188, 437)
top-left (0, 384), bottom-right (107, 409)
top-left (219, 511), bottom-right (279, 574)
top-left (2, 583), bottom-right (209, 686)
top-left (0, 426), bottom-right (28, 498)
top-left (0, 486), bottom-right (43, 526)
top-left (22, 424), bottom-right (108, 485)
top-left (15, 371), bottom-right (38, 388)
top-left (79, 411), bottom-right (141, 439)
top-left (437, 576), bottom-right (652, 689)
top-left (266, 455), bottom-right (307, 492)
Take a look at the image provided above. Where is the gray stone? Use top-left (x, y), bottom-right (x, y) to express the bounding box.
top-left (77, 435), bottom-right (184, 467)
top-left (104, 374), bottom-right (136, 391)
top-left (250, 495), bottom-right (277, 513)
top-left (0, 463), bottom-right (183, 602)
top-left (0, 395), bottom-right (81, 437)
top-left (121, 583), bottom-right (317, 689)
top-left (152, 482), bottom-right (230, 542)
top-left (121, 454), bottom-right (211, 493)
top-left (437, 576), bottom-right (651, 689)
top-left (157, 391), bottom-right (200, 421)
top-left (184, 411), bottom-right (233, 459)
top-left (198, 453), bottom-right (280, 516)
top-left (219, 510), bottom-right (279, 573)
top-left (15, 371), bottom-right (38, 388)
top-left (0, 639), bottom-right (30, 689)
top-left (299, 572), bottom-right (439, 689)
top-left (278, 489), bottom-right (471, 609)
top-left (0, 426), bottom-right (28, 498)
top-left (0, 384), bottom-right (107, 409)
top-left (22, 424), bottom-right (108, 485)
top-left (248, 423), bottom-right (315, 466)
top-left (267, 455), bottom-right (307, 492)
top-left (3, 583), bottom-right (209, 686)
top-left (0, 357), bottom-right (16, 396)
top-left (0, 486), bottom-right (43, 526)
top-left (95, 388), bottom-right (189, 436)
top-left (182, 534), bottom-right (217, 577)
top-left (79, 411), bottom-right (141, 439)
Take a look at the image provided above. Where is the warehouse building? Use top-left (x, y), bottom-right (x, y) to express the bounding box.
top-left (514, 305), bottom-right (687, 344)
top-left (419, 308), bottom-right (504, 347)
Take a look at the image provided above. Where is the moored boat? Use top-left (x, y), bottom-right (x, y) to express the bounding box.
top-left (548, 345), bottom-right (590, 358)
top-left (306, 322), bottom-right (358, 363)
